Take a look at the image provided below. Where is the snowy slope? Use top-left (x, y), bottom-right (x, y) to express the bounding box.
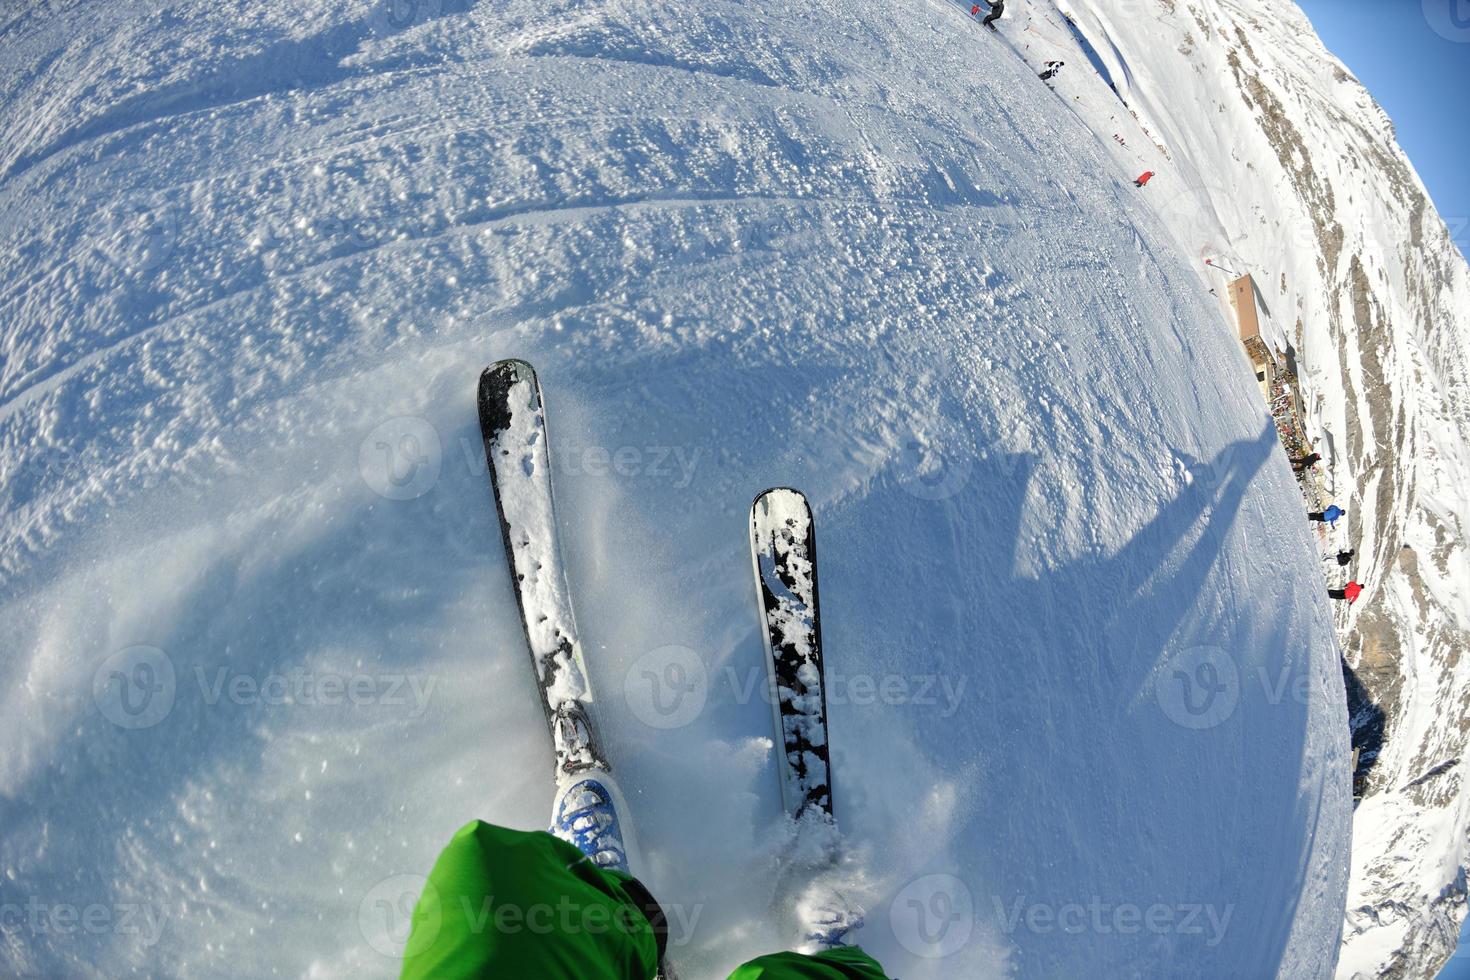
top-left (0, 0), bottom-right (1350, 977)
top-left (977, 1), bottom-right (1470, 975)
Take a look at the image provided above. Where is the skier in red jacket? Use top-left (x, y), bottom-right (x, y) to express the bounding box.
top-left (1134, 171), bottom-right (1155, 187)
top-left (1328, 581), bottom-right (1363, 603)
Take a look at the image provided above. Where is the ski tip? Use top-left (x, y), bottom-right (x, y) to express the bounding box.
top-left (480, 358), bottom-right (537, 390)
top-left (752, 486), bottom-right (810, 515)
top-left (478, 359), bottom-right (542, 437)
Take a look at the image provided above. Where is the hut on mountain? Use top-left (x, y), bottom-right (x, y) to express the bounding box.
top-left (1227, 273), bottom-right (1275, 401)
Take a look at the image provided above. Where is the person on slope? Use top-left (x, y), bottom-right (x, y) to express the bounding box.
top-left (1040, 60), bottom-right (1065, 81)
top-left (1308, 504), bottom-right (1344, 528)
top-left (1328, 581), bottom-right (1363, 603)
top-left (1292, 451), bottom-right (1322, 471)
top-left (981, 0), bottom-right (1004, 29)
top-left (399, 774), bottom-right (888, 980)
top-left (1134, 171), bottom-right (1155, 187)
top-left (1330, 548), bottom-right (1355, 566)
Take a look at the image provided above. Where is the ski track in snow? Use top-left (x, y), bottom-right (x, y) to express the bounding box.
top-left (0, 0), bottom-right (1349, 977)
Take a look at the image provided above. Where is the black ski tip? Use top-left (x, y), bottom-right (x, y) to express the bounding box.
top-left (478, 358), bottom-right (540, 438)
top-left (479, 358), bottom-right (537, 396)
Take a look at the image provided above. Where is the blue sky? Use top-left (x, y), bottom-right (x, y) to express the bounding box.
top-left (1296, 0), bottom-right (1470, 264)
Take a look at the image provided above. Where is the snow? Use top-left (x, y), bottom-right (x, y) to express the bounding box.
top-left (0, 0), bottom-right (1355, 978)
top-left (971, 2), bottom-right (1470, 975)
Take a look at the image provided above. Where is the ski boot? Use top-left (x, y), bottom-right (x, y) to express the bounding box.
top-left (550, 770), bottom-right (630, 874)
top-left (798, 892), bottom-right (866, 953)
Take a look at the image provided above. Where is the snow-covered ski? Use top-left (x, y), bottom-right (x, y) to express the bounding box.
top-left (751, 489), bottom-right (866, 952)
top-left (478, 358), bottom-right (608, 779)
top-left (750, 487), bottom-right (833, 823)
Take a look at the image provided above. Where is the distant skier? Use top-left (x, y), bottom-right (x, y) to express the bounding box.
top-left (1332, 549), bottom-right (1355, 566)
top-left (400, 782), bottom-right (889, 979)
top-left (1134, 171), bottom-right (1155, 187)
top-left (1328, 581), bottom-right (1363, 603)
top-left (1040, 60), bottom-right (1065, 81)
top-left (1292, 451), bottom-right (1321, 471)
top-left (981, 0), bottom-right (1004, 28)
top-left (1308, 504), bottom-right (1345, 528)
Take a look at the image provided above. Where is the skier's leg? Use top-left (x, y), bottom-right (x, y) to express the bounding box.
top-left (727, 945), bottom-right (889, 980)
top-left (401, 820), bottom-right (665, 980)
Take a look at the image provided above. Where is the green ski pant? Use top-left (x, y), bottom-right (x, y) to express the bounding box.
top-left (401, 820), bottom-right (888, 980)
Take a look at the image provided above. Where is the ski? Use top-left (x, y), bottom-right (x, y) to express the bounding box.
top-left (478, 358), bottom-right (608, 779)
top-left (479, 359), bottom-right (677, 977)
top-left (750, 487), bottom-right (833, 823)
top-left (751, 489), bottom-right (863, 953)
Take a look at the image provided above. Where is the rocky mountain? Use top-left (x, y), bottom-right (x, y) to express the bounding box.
top-left (997, 1), bottom-right (1470, 974)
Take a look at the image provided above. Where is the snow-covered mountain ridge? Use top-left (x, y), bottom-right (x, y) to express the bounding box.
top-left (990, 1), bottom-right (1470, 975)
